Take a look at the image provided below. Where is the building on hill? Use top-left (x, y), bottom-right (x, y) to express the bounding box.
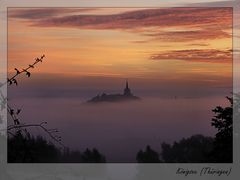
top-left (87, 80), bottom-right (140, 103)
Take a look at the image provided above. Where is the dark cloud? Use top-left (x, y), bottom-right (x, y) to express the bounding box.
top-left (8, 8), bottom-right (97, 19)
top-left (29, 8), bottom-right (232, 30)
top-left (150, 49), bottom-right (232, 63)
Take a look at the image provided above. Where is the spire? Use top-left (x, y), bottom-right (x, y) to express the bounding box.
top-left (126, 79), bottom-right (129, 89)
top-left (124, 79), bottom-right (132, 96)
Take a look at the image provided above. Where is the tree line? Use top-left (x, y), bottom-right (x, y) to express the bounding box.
top-left (136, 96), bottom-right (234, 163)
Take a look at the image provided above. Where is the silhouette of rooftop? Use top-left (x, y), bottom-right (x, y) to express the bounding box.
top-left (87, 81), bottom-right (140, 103)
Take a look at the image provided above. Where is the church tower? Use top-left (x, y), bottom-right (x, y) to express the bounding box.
top-left (124, 80), bottom-right (132, 96)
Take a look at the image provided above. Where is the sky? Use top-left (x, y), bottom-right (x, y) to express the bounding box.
top-left (7, 7), bottom-right (233, 162)
top-left (8, 7), bottom-right (232, 84)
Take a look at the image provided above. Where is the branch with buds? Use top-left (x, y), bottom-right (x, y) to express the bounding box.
top-left (0, 55), bottom-right (65, 148)
top-left (3, 54), bottom-right (45, 87)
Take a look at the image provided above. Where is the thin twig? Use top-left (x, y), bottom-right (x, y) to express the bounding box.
top-left (0, 55), bottom-right (45, 88)
top-left (7, 123), bottom-right (66, 148)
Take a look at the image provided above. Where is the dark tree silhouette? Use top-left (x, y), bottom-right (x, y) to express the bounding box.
top-left (8, 133), bottom-right (106, 163)
top-left (61, 148), bottom-right (82, 163)
top-left (136, 94), bottom-right (234, 163)
top-left (136, 145), bottom-right (161, 163)
top-left (81, 148), bottom-right (106, 163)
top-left (210, 96), bottom-right (233, 162)
top-left (161, 135), bottom-right (214, 163)
top-left (3, 55), bottom-right (106, 163)
top-left (8, 132), bottom-right (60, 163)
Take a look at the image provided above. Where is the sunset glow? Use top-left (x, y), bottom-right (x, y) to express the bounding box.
top-left (8, 8), bottom-right (232, 81)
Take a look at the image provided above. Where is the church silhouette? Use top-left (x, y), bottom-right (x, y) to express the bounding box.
top-left (87, 80), bottom-right (140, 103)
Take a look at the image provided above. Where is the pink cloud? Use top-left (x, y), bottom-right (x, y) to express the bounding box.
top-left (9, 8), bottom-right (232, 42)
top-left (144, 29), bottom-right (231, 42)
top-left (150, 49), bottom-right (232, 63)
top-left (29, 8), bottom-right (232, 30)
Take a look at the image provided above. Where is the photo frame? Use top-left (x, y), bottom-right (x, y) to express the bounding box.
top-left (1, 0), bottom-right (240, 179)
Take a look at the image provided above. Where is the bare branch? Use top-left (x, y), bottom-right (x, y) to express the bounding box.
top-left (0, 54), bottom-right (45, 88)
top-left (7, 122), bottom-right (66, 148)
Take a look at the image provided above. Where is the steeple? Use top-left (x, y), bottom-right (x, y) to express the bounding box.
top-left (124, 80), bottom-right (132, 96)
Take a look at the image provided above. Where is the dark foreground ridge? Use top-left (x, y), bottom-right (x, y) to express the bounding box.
top-left (87, 80), bottom-right (140, 103)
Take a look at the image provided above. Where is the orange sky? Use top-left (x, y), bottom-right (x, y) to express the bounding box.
top-left (8, 8), bottom-right (232, 82)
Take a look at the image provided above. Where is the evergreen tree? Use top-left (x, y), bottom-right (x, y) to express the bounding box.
top-left (136, 145), bottom-right (161, 163)
top-left (210, 96), bottom-right (233, 162)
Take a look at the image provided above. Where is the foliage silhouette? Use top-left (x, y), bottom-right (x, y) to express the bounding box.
top-left (8, 133), bottom-right (106, 163)
top-left (161, 135), bottom-right (214, 163)
top-left (136, 145), bottom-right (161, 163)
top-left (210, 96), bottom-right (233, 162)
top-left (8, 132), bottom-right (60, 163)
top-left (81, 148), bottom-right (106, 163)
